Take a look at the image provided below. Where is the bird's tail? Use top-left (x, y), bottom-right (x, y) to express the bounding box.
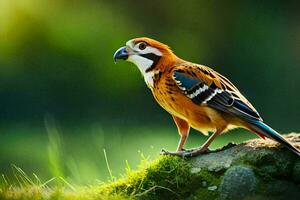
top-left (245, 120), bottom-right (300, 156)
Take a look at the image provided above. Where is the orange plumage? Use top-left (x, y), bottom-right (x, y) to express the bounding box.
top-left (114, 37), bottom-right (300, 157)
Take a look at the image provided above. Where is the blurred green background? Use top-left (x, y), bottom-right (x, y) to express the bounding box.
top-left (0, 0), bottom-right (300, 184)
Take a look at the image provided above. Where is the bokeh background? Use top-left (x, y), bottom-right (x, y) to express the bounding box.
top-left (1, 0), bottom-right (300, 184)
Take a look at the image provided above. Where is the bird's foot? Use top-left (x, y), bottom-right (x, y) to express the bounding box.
top-left (160, 149), bottom-right (186, 157)
top-left (161, 143), bottom-right (236, 158)
top-left (160, 148), bottom-right (211, 158)
top-left (182, 147), bottom-right (211, 153)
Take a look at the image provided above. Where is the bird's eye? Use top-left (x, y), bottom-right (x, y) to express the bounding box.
top-left (138, 42), bottom-right (147, 50)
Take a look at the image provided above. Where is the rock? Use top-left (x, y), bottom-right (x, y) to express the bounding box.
top-left (190, 148), bottom-right (235, 173)
top-left (101, 133), bottom-right (300, 200)
top-left (218, 165), bottom-right (257, 200)
top-left (265, 180), bottom-right (300, 200)
top-left (292, 160), bottom-right (300, 183)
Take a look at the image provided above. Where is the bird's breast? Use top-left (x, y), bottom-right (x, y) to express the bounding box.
top-left (152, 75), bottom-right (229, 134)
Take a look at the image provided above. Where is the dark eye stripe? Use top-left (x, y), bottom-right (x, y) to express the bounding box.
top-left (140, 53), bottom-right (161, 72)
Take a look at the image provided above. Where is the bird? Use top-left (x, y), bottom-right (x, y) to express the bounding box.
top-left (113, 37), bottom-right (300, 158)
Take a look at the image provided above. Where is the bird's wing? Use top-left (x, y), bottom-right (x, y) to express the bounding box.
top-left (172, 65), bottom-right (262, 121)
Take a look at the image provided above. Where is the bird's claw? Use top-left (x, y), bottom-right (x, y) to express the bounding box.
top-left (160, 148), bottom-right (211, 158)
top-left (160, 149), bottom-right (188, 158)
top-left (160, 149), bottom-right (181, 156)
top-left (182, 148), bottom-right (212, 154)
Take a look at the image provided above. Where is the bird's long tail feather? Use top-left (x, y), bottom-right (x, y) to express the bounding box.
top-left (246, 120), bottom-right (300, 156)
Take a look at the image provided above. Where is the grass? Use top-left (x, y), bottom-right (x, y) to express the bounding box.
top-left (1, 155), bottom-right (218, 200)
top-left (0, 156), bottom-right (187, 199)
top-left (0, 161), bottom-right (131, 200)
top-left (0, 122), bottom-right (257, 199)
top-left (0, 123), bottom-right (255, 184)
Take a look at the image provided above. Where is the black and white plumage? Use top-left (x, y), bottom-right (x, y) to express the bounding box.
top-left (172, 68), bottom-right (262, 122)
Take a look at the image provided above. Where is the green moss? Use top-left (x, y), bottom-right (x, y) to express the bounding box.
top-left (292, 159), bottom-right (300, 183)
top-left (100, 155), bottom-right (193, 199)
top-left (101, 155), bottom-right (223, 200)
top-left (193, 187), bottom-right (218, 200)
top-left (190, 170), bottom-right (221, 199)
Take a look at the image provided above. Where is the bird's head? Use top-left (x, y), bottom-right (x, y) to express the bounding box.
top-left (113, 37), bottom-right (177, 74)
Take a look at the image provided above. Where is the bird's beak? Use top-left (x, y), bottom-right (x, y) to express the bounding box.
top-left (113, 46), bottom-right (129, 63)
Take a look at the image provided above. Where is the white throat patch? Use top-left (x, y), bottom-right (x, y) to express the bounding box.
top-left (127, 55), bottom-right (159, 88)
top-left (127, 55), bottom-right (153, 74)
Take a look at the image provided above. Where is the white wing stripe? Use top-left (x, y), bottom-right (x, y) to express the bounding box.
top-left (187, 85), bottom-right (209, 98)
top-left (203, 88), bottom-right (223, 103)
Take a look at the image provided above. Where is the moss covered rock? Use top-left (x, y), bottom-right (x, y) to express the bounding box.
top-left (2, 133), bottom-right (300, 200)
top-left (103, 133), bottom-right (300, 200)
